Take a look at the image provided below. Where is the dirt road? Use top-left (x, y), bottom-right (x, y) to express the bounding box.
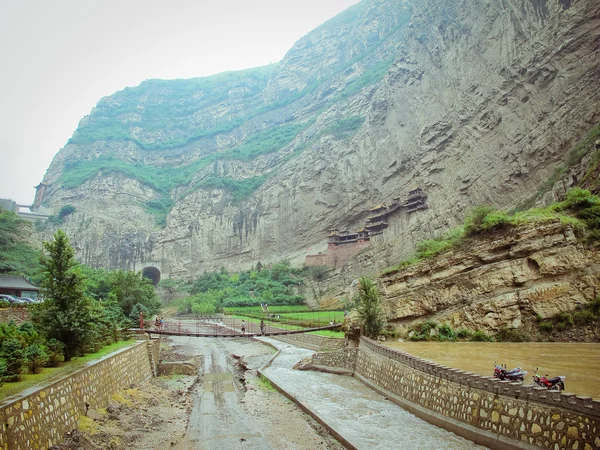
top-left (170, 336), bottom-right (344, 449)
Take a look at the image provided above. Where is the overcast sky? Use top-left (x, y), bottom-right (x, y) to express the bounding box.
top-left (0, 0), bottom-right (359, 205)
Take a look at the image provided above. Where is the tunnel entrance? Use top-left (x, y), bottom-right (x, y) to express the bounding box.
top-left (142, 266), bottom-right (161, 286)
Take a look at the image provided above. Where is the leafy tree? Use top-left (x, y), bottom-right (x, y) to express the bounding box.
top-left (158, 278), bottom-right (178, 302)
top-left (354, 277), bottom-right (385, 339)
top-left (24, 344), bottom-right (48, 374)
top-left (32, 230), bottom-right (94, 361)
top-left (109, 270), bottom-right (161, 319)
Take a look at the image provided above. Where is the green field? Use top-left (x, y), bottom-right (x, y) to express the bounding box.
top-left (280, 311), bottom-right (345, 322)
top-left (224, 305), bottom-right (311, 314)
top-left (227, 315), bottom-right (344, 338)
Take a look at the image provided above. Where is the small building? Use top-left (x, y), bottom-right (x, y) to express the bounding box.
top-left (405, 187), bottom-right (428, 213)
top-left (0, 275), bottom-right (40, 299)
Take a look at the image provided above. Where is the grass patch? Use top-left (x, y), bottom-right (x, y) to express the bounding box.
top-left (224, 305), bottom-right (311, 314)
top-left (0, 340), bottom-right (136, 400)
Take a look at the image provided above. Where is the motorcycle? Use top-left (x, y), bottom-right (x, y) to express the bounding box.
top-left (531, 368), bottom-right (566, 391)
top-left (493, 363), bottom-right (527, 382)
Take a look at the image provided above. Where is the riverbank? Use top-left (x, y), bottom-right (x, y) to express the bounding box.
top-left (384, 341), bottom-right (600, 399)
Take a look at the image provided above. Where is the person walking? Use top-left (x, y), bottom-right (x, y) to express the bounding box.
top-left (241, 320), bottom-right (246, 333)
top-left (260, 320), bottom-right (266, 335)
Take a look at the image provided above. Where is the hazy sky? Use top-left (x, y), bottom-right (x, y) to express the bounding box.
top-left (0, 0), bottom-right (359, 205)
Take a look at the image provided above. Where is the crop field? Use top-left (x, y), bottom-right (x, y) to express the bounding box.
top-left (223, 305), bottom-right (311, 314)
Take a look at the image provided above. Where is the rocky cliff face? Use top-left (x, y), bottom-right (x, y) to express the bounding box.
top-left (378, 221), bottom-right (600, 331)
top-left (39, 0), bottom-right (600, 280)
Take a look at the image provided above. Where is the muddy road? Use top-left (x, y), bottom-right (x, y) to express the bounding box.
top-left (170, 336), bottom-right (344, 450)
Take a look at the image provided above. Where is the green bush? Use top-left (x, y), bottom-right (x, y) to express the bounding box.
top-left (45, 339), bottom-right (64, 367)
top-left (495, 327), bottom-right (527, 342)
top-left (556, 321), bottom-right (567, 332)
top-left (539, 321), bottom-right (553, 332)
top-left (436, 323), bottom-right (457, 341)
top-left (58, 205), bottom-right (76, 219)
top-left (464, 206), bottom-right (496, 235)
top-left (573, 309), bottom-right (595, 325)
top-left (0, 299), bottom-right (9, 308)
top-left (0, 358), bottom-right (6, 386)
top-left (456, 328), bottom-right (472, 339)
top-left (470, 330), bottom-right (492, 342)
top-left (408, 321), bottom-right (437, 341)
top-left (1, 338), bottom-right (24, 381)
top-left (24, 344), bottom-right (48, 374)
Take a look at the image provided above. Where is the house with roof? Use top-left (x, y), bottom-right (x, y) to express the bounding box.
top-left (0, 274), bottom-right (40, 299)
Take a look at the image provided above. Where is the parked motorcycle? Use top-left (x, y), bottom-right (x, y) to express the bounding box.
top-left (531, 368), bottom-right (566, 391)
top-left (493, 363), bottom-right (527, 382)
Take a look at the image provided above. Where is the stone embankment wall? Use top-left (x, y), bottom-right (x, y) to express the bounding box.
top-left (294, 347), bottom-right (358, 375)
top-left (273, 334), bottom-right (345, 351)
top-left (354, 337), bottom-right (600, 450)
top-left (0, 340), bottom-right (158, 450)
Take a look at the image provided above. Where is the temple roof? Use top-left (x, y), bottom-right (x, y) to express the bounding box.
top-left (0, 275), bottom-right (39, 291)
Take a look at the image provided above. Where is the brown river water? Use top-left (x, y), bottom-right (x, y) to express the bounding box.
top-left (383, 341), bottom-right (600, 400)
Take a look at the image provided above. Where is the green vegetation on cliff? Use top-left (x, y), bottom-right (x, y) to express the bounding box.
top-left (69, 65), bottom-right (278, 150)
top-left (0, 208), bottom-right (42, 280)
top-left (382, 188), bottom-right (600, 276)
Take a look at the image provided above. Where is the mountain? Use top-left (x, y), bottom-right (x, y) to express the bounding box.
top-left (38, 0), bottom-right (600, 282)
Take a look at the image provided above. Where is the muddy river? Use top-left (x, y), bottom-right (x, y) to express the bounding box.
top-left (384, 342), bottom-right (600, 399)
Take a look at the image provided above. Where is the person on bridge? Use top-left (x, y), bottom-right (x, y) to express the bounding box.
top-left (260, 320), bottom-right (266, 335)
top-left (241, 320), bottom-right (246, 333)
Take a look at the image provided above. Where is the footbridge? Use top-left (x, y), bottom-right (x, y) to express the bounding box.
top-left (132, 318), bottom-right (342, 338)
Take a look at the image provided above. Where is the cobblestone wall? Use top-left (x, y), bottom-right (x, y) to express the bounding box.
top-left (294, 347), bottom-right (358, 375)
top-left (356, 338), bottom-right (600, 450)
top-left (0, 340), bottom-right (156, 450)
top-left (273, 334), bottom-right (345, 351)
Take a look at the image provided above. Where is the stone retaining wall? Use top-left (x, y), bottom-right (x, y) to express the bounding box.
top-left (273, 333), bottom-right (345, 351)
top-left (0, 340), bottom-right (156, 450)
top-left (294, 347), bottom-right (358, 375)
top-left (356, 337), bottom-right (600, 449)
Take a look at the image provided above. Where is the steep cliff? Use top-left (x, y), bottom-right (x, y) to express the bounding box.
top-left (39, 0), bottom-right (600, 280)
top-left (379, 220), bottom-right (600, 332)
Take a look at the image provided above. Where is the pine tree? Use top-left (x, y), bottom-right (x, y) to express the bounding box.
top-left (32, 230), bottom-right (93, 361)
top-left (355, 277), bottom-right (385, 339)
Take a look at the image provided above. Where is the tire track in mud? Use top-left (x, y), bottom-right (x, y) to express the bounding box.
top-left (177, 340), bottom-right (268, 449)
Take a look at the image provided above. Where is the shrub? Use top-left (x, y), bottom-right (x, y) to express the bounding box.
top-left (495, 327), bottom-right (527, 342)
top-left (1, 338), bottom-right (24, 380)
top-left (456, 328), bottom-right (472, 339)
top-left (24, 344), bottom-right (48, 374)
top-left (464, 206), bottom-right (496, 236)
top-left (308, 265), bottom-right (329, 281)
top-left (58, 204), bottom-right (76, 219)
top-left (564, 188), bottom-right (595, 209)
top-left (470, 330), bottom-right (492, 342)
top-left (45, 339), bottom-right (65, 367)
top-left (557, 312), bottom-right (573, 326)
top-left (0, 358), bottom-right (6, 386)
top-left (573, 309), bottom-right (595, 325)
top-left (436, 323), bottom-right (457, 341)
top-left (0, 299), bottom-right (9, 308)
top-left (556, 321), bottom-right (567, 332)
top-left (539, 321), bottom-right (553, 332)
top-left (409, 321), bottom-right (437, 341)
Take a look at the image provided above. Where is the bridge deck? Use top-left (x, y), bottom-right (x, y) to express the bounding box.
top-left (131, 322), bottom-right (342, 338)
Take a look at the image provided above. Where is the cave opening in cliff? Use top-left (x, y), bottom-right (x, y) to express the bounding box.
top-left (142, 266), bottom-right (161, 286)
